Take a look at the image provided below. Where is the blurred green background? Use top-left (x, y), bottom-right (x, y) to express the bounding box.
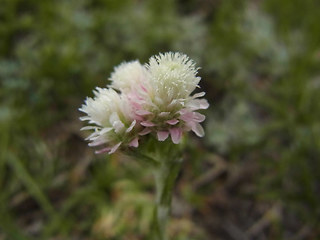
top-left (0, 0), bottom-right (319, 239)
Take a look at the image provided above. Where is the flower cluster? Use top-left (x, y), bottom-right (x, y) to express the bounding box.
top-left (80, 52), bottom-right (209, 154)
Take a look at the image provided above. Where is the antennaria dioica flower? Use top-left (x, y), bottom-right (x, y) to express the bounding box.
top-left (80, 52), bottom-right (209, 239)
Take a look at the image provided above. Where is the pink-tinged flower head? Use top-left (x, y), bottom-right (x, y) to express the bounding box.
top-left (79, 88), bottom-right (140, 154)
top-left (108, 60), bottom-right (152, 118)
top-left (80, 52), bottom-right (209, 154)
top-left (130, 52), bottom-right (209, 144)
top-left (109, 60), bottom-right (149, 93)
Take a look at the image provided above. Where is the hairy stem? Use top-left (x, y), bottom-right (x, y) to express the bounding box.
top-left (151, 157), bottom-right (182, 240)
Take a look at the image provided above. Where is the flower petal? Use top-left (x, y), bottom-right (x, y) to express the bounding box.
top-left (191, 122), bottom-right (205, 137)
top-left (88, 139), bottom-right (107, 147)
top-left (79, 116), bottom-right (90, 121)
top-left (166, 119), bottom-right (179, 125)
top-left (141, 121), bottom-right (155, 127)
top-left (126, 120), bottom-right (136, 133)
top-left (110, 112), bottom-right (125, 133)
top-left (180, 111), bottom-right (205, 123)
top-left (193, 112), bottom-right (206, 122)
top-left (136, 110), bottom-right (152, 116)
top-left (157, 131), bottom-right (169, 141)
top-left (80, 126), bottom-right (97, 131)
top-left (100, 127), bottom-right (113, 135)
top-left (193, 92), bottom-right (206, 98)
top-left (199, 99), bottom-right (209, 109)
top-left (85, 131), bottom-right (100, 141)
top-left (95, 146), bottom-right (112, 154)
top-left (129, 137), bottom-right (139, 147)
top-left (113, 120), bottom-right (125, 133)
top-left (158, 112), bottom-right (170, 117)
top-left (169, 128), bottom-right (182, 144)
top-left (187, 99), bottom-right (209, 110)
top-left (109, 142), bottom-right (122, 154)
top-left (179, 111), bottom-right (193, 122)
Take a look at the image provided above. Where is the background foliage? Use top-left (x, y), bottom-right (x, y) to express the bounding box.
top-left (0, 0), bottom-right (319, 239)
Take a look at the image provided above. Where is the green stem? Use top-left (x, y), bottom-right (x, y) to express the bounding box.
top-left (151, 157), bottom-right (182, 240)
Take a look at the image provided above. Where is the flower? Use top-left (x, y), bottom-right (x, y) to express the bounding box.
top-left (147, 52), bottom-right (200, 100)
top-left (126, 52), bottom-right (209, 144)
top-left (109, 60), bottom-right (148, 93)
top-left (80, 52), bottom-right (209, 154)
top-left (79, 87), bottom-right (139, 154)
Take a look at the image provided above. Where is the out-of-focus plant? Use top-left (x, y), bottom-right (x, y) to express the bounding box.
top-left (205, 1), bottom-right (320, 232)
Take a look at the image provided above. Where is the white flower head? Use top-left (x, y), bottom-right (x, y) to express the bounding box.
top-left (146, 52), bottom-right (200, 100)
top-left (109, 60), bottom-right (148, 92)
top-left (79, 87), bottom-right (139, 154)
